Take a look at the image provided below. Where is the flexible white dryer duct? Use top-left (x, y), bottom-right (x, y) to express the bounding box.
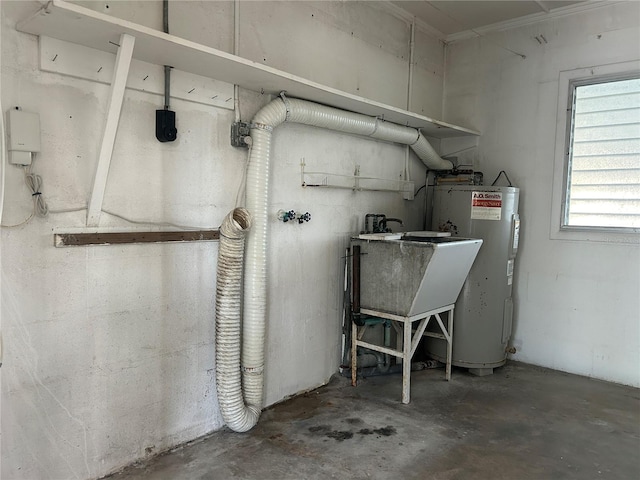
top-left (215, 207), bottom-right (258, 432)
top-left (216, 97), bottom-right (453, 432)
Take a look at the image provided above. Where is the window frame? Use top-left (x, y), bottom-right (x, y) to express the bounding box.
top-left (551, 61), bottom-right (640, 244)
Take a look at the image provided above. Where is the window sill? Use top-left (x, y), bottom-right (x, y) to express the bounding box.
top-left (550, 225), bottom-right (640, 244)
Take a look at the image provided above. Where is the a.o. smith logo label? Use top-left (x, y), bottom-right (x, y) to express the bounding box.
top-left (471, 192), bottom-right (502, 220)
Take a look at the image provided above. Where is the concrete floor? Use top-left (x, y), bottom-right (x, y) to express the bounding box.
top-left (110, 362), bottom-right (640, 480)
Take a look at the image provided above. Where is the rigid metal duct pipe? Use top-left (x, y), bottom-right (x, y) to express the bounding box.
top-left (217, 97), bottom-right (452, 432)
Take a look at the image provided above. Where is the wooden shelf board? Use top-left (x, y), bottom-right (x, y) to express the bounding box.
top-left (54, 230), bottom-right (220, 247)
top-left (17, 0), bottom-right (479, 139)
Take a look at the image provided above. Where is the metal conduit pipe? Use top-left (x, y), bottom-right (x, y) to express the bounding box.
top-left (216, 97), bottom-right (452, 433)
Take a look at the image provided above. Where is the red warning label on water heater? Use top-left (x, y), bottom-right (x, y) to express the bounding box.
top-left (471, 191), bottom-right (502, 220)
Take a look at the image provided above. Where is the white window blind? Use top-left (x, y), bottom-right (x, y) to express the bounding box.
top-left (565, 76), bottom-right (640, 230)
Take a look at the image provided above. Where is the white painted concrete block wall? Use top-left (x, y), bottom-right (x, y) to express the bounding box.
top-left (1, 1), bottom-right (441, 478)
top-left (443, 2), bottom-right (640, 387)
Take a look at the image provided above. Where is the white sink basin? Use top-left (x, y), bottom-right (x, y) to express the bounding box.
top-left (351, 235), bottom-right (482, 317)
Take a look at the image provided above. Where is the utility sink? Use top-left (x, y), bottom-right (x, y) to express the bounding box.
top-left (351, 233), bottom-right (482, 317)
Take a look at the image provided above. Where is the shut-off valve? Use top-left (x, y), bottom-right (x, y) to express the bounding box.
top-left (277, 209), bottom-right (311, 224)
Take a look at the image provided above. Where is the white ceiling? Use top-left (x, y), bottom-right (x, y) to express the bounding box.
top-left (391, 1), bottom-right (592, 37)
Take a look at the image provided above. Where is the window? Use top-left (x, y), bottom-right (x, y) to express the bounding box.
top-left (562, 74), bottom-right (640, 232)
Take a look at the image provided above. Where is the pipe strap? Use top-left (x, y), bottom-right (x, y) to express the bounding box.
top-left (241, 364), bottom-right (265, 374)
top-left (370, 118), bottom-right (381, 136)
top-left (409, 130), bottom-right (422, 146)
top-left (250, 122), bottom-right (274, 132)
top-left (279, 91), bottom-right (291, 122)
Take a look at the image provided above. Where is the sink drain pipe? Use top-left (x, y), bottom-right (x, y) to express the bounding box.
top-left (216, 96), bottom-right (453, 432)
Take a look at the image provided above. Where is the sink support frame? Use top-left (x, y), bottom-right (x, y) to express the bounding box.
top-left (351, 304), bottom-right (454, 404)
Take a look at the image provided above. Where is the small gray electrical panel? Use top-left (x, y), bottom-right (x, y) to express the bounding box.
top-left (231, 121), bottom-right (251, 148)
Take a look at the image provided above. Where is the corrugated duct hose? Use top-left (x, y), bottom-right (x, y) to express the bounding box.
top-left (215, 207), bottom-right (258, 432)
top-left (216, 97), bottom-right (453, 433)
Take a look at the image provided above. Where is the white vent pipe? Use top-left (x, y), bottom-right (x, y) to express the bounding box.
top-left (216, 97), bottom-right (453, 432)
top-left (215, 208), bottom-right (259, 432)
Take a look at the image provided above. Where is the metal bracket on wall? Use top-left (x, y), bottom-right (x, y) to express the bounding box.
top-left (300, 160), bottom-right (414, 198)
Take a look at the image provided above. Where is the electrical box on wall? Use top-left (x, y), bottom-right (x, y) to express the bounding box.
top-left (156, 109), bottom-right (177, 142)
top-left (231, 122), bottom-right (251, 148)
top-left (6, 108), bottom-right (41, 165)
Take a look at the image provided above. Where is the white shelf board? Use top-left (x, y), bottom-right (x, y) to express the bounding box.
top-left (17, 0), bottom-right (480, 138)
